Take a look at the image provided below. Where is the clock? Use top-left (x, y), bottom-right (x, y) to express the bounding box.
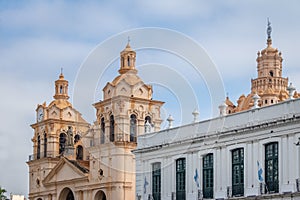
top-left (37, 107), bottom-right (44, 122)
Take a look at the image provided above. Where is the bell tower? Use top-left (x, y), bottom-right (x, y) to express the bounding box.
top-left (27, 72), bottom-right (89, 199)
top-left (53, 69), bottom-right (69, 100)
top-left (90, 42), bottom-right (164, 199)
top-left (119, 40), bottom-right (137, 74)
top-left (251, 19), bottom-right (289, 106)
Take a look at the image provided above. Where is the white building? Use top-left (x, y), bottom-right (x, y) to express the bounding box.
top-left (10, 195), bottom-right (25, 200)
top-left (134, 97), bottom-right (300, 200)
top-left (134, 23), bottom-right (300, 200)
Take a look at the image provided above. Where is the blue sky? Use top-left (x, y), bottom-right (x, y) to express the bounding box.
top-left (1, 0), bottom-right (300, 197)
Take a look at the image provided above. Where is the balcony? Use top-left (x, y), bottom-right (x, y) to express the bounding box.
top-left (28, 151), bottom-right (59, 161)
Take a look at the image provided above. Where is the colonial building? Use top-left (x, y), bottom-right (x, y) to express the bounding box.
top-left (27, 43), bottom-right (164, 200)
top-left (28, 21), bottom-right (300, 200)
top-left (133, 23), bottom-right (300, 200)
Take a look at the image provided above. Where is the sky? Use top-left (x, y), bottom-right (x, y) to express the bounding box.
top-left (1, 0), bottom-right (300, 197)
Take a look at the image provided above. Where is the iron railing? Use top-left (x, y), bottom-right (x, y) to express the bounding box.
top-left (197, 189), bottom-right (203, 200)
top-left (171, 192), bottom-right (176, 200)
top-left (259, 182), bottom-right (266, 195)
top-left (203, 187), bottom-right (213, 199)
top-left (28, 151), bottom-right (59, 161)
top-left (232, 184), bottom-right (244, 197)
top-left (227, 186), bottom-right (232, 198)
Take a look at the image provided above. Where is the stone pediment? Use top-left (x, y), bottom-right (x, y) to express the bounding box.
top-left (43, 158), bottom-right (88, 186)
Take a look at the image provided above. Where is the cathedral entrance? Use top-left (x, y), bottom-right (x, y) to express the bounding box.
top-left (59, 188), bottom-right (75, 200)
top-left (95, 190), bottom-right (106, 200)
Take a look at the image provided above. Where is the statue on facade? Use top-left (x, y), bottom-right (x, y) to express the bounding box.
top-left (66, 126), bottom-right (74, 146)
top-left (145, 120), bottom-right (152, 133)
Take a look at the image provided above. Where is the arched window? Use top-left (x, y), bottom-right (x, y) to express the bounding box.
top-left (232, 148), bottom-right (244, 197)
top-left (74, 134), bottom-right (80, 144)
top-left (130, 114), bottom-right (137, 142)
top-left (44, 133), bottom-right (47, 158)
top-left (203, 153), bottom-right (214, 198)
top-left (127, 56), bottom-right (130, 66)
top-left (76, 145), bottom-right (83, 160)
top-left (37, 135), bottom-right (41, 159)
top-left (101, 117), bottom-right (105, 144)
top-left (265, 142), bottom-right (279, 193)
top-left (59, 188), bottom-right (74, 200)
top-left (60, 85), bottom-right (63, 94)
top-left (110, 115), bottom-right (115, 142)
top-left (95, 190), bottom-right (107, 200)
top-left (269, 71), bottom-right (274, 77)
top-left (176, 158), bottom-right (186, 200)
top-left (59, 133), bottom-right (67, 154)
top-left (145, 116), bottom-right (152, 133)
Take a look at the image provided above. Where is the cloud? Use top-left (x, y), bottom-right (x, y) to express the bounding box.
top-left (0, 73), bottom-right (45, 195)
top-left (1, 0), bottom-right (300, 196)
top-left (0, 1), bottom-right (135, 41)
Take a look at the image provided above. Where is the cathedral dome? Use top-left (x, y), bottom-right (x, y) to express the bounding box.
top-left (48, 99), bottom-right (73, 110)
top-left (111, 73), bottom-right (143, 86)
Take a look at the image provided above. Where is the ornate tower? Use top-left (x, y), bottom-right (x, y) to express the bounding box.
top-left (89, 42), bottom-right (164, 199)
top-left (251, 19), bottom-right (289, 106)
top-left (27, 72), bottom-right (90, 200)
top-left (231, 20), bottom-right (294, 113)
top-left (53, 71), bottom-right (69, 100)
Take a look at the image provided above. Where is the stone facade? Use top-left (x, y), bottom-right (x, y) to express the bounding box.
top-left (27, 43), bottom-right (164, 200)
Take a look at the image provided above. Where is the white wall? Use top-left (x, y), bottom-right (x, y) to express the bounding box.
top-left (134, 99), bottom-right (300, 199)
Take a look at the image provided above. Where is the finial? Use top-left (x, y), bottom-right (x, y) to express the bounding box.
top-left (59, 67), bottom-right (64, 79)
top-left (167, 114), bottom-right (174, 128)
top-left (252, 93), bottom-right (260, 109)
top-left (267, 18), bottom-right (272, 39)
top-left (192, 108), bottom-right (199, 123)
top-left (125, 36), bottom-right (131, 49)
top-left (218, 101), bottom-right (227, 116)
top-left (287, 82), bottom-right (296, 100)
top-left (127, 36), bottom-right (130, 44)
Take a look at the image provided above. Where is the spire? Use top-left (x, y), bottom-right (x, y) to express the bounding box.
top-left (59, 67), bottom-right (64, 79)
top-left (127, 36), bottom-right (131, 48)
top-left (267, 18), bottom-right (272, 46)
top-left (54, 69), bottom-right (69, 100)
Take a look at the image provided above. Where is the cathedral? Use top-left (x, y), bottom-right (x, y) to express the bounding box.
top-left (27, 43), bottom-right (163, 200)
top-left (28, 21), bottom-right (300, 200)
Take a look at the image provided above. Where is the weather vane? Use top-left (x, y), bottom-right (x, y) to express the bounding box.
top-left (267, 18), bottom-right (272, 39)
top-left (127, 36), bottom-right (130, 44)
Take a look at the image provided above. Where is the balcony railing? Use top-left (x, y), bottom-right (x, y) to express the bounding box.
top-left (259, 182), bottom-right (266, 195)
top-left (227, 186), bottom-right (232, 198)
top-left (197, 189), bottom-right (203, 200)
top-left (28, 151), bottom-right (59, 161)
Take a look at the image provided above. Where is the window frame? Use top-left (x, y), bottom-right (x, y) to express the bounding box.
top-left (152, 162), bottom-right (161, 200)
top-left (265, 142), bottom-right (279, 193)
top-left (203, 153), bottom-right (214, 198)
top-left (231, 148), bottom-right (244, 197)
top-left (176, 158), bottom-right (186, 200)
